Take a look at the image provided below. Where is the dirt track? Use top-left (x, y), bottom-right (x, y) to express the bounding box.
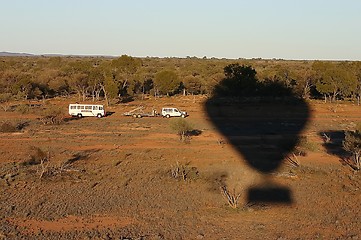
top-left (1, 96), bottom-right (361, 239)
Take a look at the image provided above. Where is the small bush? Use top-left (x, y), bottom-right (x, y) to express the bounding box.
top-left (39, 105), bottom-right (65, 125)
top-left (294, 136), bottom-right (318, 156)
top-left (22, 147), bottom-right (82, 179)
top-left (0, 121), bottom-right (28, 133)
top-left (286, 153), bottom-right (300, 168)
top-left (15, 104), bottom-right (31, 114)
top-left (0, 122), bottom-right (17, 133)
top-left (0, 93), bottom-right (12, 103)
top-left (0, 93), bottom-right (12, 112)
top-left (170, 118), bottom-right (194, 142)
top-left (22, 146), bottom-right (50, 166)
top-left (170, 161), bottom-right (199, 181)
top-left (22, 146), bottom-right (54, 179)
top-left (220, 185), bottom-right (241, 209)
top-left (343, 130), bottom-right (361, 171)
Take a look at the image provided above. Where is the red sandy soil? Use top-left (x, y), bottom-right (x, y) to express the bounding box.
top-left (0, 96), bottom-right (360, 239)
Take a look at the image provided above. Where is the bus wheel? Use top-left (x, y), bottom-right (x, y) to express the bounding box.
top-left (77, 113), bottom-right (82, 118)
top-left (97, 114), bottom-right (102, 118)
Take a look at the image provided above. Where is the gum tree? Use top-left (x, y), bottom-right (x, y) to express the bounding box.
top-left (343, 123), bottom-right (361, 170)
top-left (111, 55), bottom-right (143, 96)
top-left (154, 70), bottom-right (181, 96)
top-left (313, 61), bottom-right (356, 102)
top-left (214, 63), bottom-right (257, 97)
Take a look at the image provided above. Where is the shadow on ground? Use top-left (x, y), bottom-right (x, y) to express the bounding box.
top-left (205, 64), bottom-right (310, 204)
top-left (319, 130), bottom-right (360, 170)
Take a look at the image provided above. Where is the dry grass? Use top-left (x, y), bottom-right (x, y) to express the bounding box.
top-left (220, 185), bottom-right (241, 209)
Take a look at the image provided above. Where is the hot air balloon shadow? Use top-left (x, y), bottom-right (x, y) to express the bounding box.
top-left (205, 64), bottom-right (310, 204)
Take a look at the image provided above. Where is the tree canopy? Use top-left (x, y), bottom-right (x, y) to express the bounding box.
top-left (154, 70), bottom-right (180, 96)
top-left (0, 56), bottom-right (361, 103)
top-left (214, 64), bottom-right (258, 97)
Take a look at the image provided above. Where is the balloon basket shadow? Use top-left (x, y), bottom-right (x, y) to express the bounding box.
top-left (247, 185), bottom-right (293, 204)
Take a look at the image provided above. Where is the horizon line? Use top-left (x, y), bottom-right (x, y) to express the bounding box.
top-left (1, 51), bottom-right (360, 62)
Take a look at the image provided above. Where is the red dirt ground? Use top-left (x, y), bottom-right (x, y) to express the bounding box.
top-left (0, 96), bottom-right (360, 239)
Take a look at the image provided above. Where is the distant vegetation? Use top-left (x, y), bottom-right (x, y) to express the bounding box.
top-left (1, 55), bottom-right (361, 105)
top-left (343, 122), bottom-right (361, 170)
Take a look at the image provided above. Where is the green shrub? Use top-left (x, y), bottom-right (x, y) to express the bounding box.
top-left (294, 136), bottom-right (318, 155)
top-left (343, 130), bottom-right (361, 170)
top-left (170, 118), bottom-right (194, 142)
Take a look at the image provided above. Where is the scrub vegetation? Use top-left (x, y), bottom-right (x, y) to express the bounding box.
top-left (1, 55), bottom-right (361, 104)
top-left (0, 55), bottom-right (361, 239)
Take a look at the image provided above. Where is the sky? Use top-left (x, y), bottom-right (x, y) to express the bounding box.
top-left (1, 0), bottom-right (361, 60)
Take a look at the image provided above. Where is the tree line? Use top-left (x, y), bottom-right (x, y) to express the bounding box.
top-left (0, 55), bottom-right (361, 105)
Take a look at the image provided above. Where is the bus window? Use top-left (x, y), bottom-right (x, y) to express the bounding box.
top-left (93, 106), bottom-right (98, 110)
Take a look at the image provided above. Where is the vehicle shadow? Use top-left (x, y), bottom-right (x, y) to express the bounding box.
top-left (106, 111), bottom-right (115, 117)
top-left (64, 117), bottom-right (82, 122)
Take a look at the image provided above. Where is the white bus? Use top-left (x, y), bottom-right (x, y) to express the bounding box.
top-left (68, 104), bottom-right (106, 118)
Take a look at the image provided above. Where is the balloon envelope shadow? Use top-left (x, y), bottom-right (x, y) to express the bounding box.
top-left (205, 88), bottom-right (310, 204)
